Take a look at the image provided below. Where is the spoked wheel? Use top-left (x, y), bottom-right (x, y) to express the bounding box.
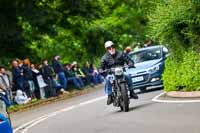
top-left (120, 83), bottom-right (129, 112)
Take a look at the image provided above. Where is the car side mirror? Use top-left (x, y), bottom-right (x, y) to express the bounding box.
top-left (164, 54), bottom-right (170, 59)
top-left (163, 47), bottom-right (169, 59)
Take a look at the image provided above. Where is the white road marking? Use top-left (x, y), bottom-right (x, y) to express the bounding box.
top-left (152, 92), bottom-right (166, 101)
top-left (13, 96), bottom-right (106, 133)
top-left (21, 117), bottom-right (48, 133)
top-left (13, 115), bottom-right (49, 133)
top-left (78, 96), bottom-right (107, 106)
top-left (152, 92), bottom-right (200, 103)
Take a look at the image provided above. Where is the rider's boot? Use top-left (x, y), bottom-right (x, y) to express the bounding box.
top-left (107, 94), bottom-right (113, 105)
top-left (130, 90), bottom-right (138, 99)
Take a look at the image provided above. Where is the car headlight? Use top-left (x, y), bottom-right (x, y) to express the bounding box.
top-left (148, 64), bottom-right (160, 73)
top-left (114, 67), bottom-right (123, 76)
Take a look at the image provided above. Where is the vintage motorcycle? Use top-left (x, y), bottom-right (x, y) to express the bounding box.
top-left (105, 65), bottom-right (132, 112)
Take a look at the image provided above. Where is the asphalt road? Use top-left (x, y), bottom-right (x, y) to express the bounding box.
top-left (11, 87), bottom-right (200, 133)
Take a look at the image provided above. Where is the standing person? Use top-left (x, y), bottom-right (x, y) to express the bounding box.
top-left (12, 60), bottom-right (24, 92)
top-left (100, 41), bottom-right (138, 105)
top-left (22, 59), bottom-right (35, 99)
top-left (37, 64), bottom-right (48, 99)
top-left (0, 66), bottom-right (13, 104)
top-left (52, 55), bottom-right (69, 94)
top-left (31, 64), bottom-right (43, 99)
top-left (42, 59), bottom-right (56, 97)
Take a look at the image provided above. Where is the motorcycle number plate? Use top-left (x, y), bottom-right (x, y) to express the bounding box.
top-left (132, 76), bottom-right (144, 82)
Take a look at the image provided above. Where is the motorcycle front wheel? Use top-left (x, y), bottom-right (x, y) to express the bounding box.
top-left (120, 83), bottom-right (129, 112)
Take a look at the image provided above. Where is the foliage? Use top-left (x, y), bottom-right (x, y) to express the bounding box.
top-left (148, 0), bottom-right (200, 54)
top-left (1, 0), bottom-right (152, 65)
top-left (1, 0), bottom-right (200, 91)
top-left (148, 0), bottom-right (200, 91)
top-left (163, 50), bottom-right (200, 92)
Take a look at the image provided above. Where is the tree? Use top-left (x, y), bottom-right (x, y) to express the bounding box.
top-left (16, 0), bottom-right (150, 64)
top-left (148, 0), bottom-right (200, 54)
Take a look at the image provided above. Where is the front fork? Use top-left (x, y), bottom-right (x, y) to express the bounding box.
top-left (112, 77), bottom-right (130, 106)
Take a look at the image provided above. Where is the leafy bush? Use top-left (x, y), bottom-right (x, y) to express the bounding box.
top-left (163, 50), bottom-right (200, 92)
top-left (148, 0), bottom-right (200, 53)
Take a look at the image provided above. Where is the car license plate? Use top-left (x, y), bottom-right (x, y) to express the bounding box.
top-left (132, 76), bottom-right (144, 82)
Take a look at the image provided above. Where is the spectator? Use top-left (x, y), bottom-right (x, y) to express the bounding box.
top-left (14, 90), bottom-right (31, 105)
top-left (42, 59), bottom-right (56, 97)
top-left (82, 62), bottom-right (97, 85)
top-left (22, 59), bottom-right (35, 99)
top-left (0, 66), bottom-right (13, 104)
top-left (37, 64), bottom-right (48, 99)
top-left (144, 39), bottom-right (153, 47)
top-left (12, 60), bottom-right (25, 92)
top-left (16, 58), bottom-right (23, 68)
top-left (124, 46), bottom-right (132, 55)
top-left (30, 64), bottom-right (41, 99)
top-left (71, 62), bottom-right (87, 85)
top-left (53, 78), bottom-right (64, 93)
top-left (89, 63), bottom-right (103, 84)
top-left (64, 63), bottom-right (84, 89)
top-left (52, 55), bottom-right (68, 93)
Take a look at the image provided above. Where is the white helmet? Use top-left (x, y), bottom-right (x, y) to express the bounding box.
top-left (104, 41), bottom-right (114, 49)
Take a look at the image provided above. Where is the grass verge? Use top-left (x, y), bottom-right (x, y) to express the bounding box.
top-left (8, 84), bottom-right (103, 114)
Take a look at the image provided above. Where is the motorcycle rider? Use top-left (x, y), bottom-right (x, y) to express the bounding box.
top-left (100, 41), bottom-right (138, 105)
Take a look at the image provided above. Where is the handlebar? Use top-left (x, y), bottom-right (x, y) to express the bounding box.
top-left (100, 65), bottom-right (131, 74)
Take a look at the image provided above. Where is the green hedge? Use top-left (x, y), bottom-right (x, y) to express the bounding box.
top-left (163, 50), bottom-right (200, 92)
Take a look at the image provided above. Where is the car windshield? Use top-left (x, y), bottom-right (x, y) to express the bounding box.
top-left (129, 48), bottom-right (161, 63)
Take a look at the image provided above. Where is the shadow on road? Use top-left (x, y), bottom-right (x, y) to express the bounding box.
top-left (129, 102), bottom-right (156, 112)
top-left (136, 87), bottom-right (163, 95)
top-left (110, 101), bottom-right (156, 114)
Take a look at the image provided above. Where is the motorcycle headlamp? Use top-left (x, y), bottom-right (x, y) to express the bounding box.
top-left (114, 67), bottom-right (123, 76)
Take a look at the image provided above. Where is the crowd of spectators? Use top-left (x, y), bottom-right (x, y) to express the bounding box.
top-left (0, 40), bottom-right (151, 106)
top-left (0, 55), bottom-right (103, 105)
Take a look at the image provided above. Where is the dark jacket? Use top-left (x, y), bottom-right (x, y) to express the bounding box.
top-left (12, 67), bottom-right (24, 91)
top-left (12, 67), bottom-right (23, 82)
top-left (52, 59), bottom-right (64, 73)
top-left (64, 69), bottom-right (75, 78)
top-left (82, 66), bottom-right (91, 76)
top-left (100, 51), bottom-right (134, 70)
top-left (42, 65), bottom-right (54, 80)
top-left (22, 65), bottom-right (33, 80)
top-left (72, 68), bottom-right (85, 77)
